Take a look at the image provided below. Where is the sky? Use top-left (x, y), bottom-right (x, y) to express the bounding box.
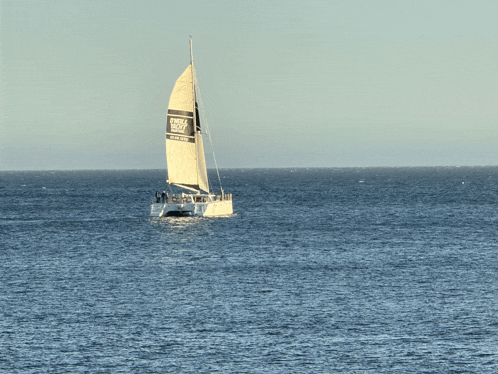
top-left (1, 0), bottom-right (497, 170)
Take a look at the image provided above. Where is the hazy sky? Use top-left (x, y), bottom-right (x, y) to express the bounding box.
top-left (1, 0), bottom-right (497, 170)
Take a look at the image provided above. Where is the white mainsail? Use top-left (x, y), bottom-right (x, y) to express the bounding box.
top-left (166, 64), bottom-right (209, 193)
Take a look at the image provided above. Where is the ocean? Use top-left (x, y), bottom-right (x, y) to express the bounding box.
top-left (1, 167), bottom-right (498, 373)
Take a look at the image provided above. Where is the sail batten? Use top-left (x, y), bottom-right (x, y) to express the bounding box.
top-left (171, 183), bottom-right (201, 192)
top-left (168, 109), bottom-right (193, 117)
top-left (165, 64), bottom-right (209, 193)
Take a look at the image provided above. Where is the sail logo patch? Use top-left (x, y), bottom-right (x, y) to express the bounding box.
top-left (170, 118), bottom-right (188, 133)
top-left (169, 117), bottom-right (188, 134)
top-left (167, 115), bottom-right (194, 136)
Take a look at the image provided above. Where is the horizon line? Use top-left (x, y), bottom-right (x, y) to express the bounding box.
top-left (2, 165), bottom-right (498, 172)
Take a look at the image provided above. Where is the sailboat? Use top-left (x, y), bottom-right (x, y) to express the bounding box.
top-left (150, 38), bottom-right (233, 217)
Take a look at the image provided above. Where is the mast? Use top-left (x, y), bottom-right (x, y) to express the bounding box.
top-left (190, 37), bottom-right (200, 194)
top-left (190, 36), bottom-right (193, 66)
top-left (190, 37), bottom-right (196, 135)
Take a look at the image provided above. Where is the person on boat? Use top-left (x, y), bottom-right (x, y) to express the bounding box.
top-left (155, 191), bottom-right (160, 203)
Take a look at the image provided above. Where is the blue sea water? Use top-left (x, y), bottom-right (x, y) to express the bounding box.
top-left (1, 167), bottom-right (498, 373)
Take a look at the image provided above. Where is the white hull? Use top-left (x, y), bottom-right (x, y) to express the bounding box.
top-left (150, 193), bottom-right (233, 217)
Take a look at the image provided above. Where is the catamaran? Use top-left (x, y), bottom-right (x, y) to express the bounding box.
top-left (150, 38), bottom-right (233, 217)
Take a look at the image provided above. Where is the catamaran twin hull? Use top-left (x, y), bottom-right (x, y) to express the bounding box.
top-left (150, 193), bottom-right (233, 217)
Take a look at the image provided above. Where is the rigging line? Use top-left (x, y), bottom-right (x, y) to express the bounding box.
top-left (194, 75), bottom-right (224, 195)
